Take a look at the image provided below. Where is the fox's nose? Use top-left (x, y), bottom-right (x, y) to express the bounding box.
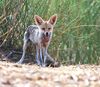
top-left (46, 32), bottom-right (48, 36)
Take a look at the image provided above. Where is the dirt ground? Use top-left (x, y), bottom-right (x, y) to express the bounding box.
top-left (0, 61), bottom-right (99, 87)
top-left (0, 49), bottom-right (100, 87)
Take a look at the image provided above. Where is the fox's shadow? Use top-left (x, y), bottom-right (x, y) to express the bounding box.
top-left (0, 48), bottom-right (60, 67)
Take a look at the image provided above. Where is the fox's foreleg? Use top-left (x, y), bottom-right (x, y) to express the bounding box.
top-left (36, 45), bottom-right (43, 66)
top-left (36, 45), bottom-right (40, 65)
top-left (42, 47), bottom-right (48, 67)
top-left (39, 47), bottom-right (43, 66)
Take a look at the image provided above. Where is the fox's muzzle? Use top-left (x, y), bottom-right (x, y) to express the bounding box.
top-left (42, 32), bottom-right (51, 42)
top-left (43, 32), bottom-right (51, 37)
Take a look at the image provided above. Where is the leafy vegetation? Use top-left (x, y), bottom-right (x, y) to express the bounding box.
top-left (0, 0), bottom-right (100, 64)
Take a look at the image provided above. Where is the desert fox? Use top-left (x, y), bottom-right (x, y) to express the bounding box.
top-left (17, 14), bottom-right (57, 67)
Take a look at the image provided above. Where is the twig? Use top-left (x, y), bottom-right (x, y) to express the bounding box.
top-left (0, 21), bottom-right (20, 47)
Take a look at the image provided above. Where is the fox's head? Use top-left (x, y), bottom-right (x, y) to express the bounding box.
top-left (34, 14), bottom-right (57, 42)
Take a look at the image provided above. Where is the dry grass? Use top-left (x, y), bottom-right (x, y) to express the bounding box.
top-left (0, 0), bottom-right (100, 64)
top-left (0, 61), bottom-right (100, 87)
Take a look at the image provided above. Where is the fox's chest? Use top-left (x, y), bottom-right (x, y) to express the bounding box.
top-left (41, 36), bottom-right (51, 47)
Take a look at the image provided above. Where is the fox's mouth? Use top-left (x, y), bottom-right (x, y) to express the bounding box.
top-left (42, 34), bottom-right (50, 42)
top-left (43, 36), bottom-right (50, 42)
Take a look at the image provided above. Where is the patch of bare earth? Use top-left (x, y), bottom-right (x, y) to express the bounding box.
top-left (0, 61), bottom-right (99, 87)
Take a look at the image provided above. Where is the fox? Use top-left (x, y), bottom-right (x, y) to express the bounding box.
top-left (17, 14), bottom-right (57, 67)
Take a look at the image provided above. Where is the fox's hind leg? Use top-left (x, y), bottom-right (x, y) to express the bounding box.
top-left (17, 39), bottom-right (28, 64)
top-left (17, 32), bottom-right (29, 64)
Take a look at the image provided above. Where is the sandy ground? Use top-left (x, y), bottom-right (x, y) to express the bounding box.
top-left (0, 61), bottom-right (99, 87)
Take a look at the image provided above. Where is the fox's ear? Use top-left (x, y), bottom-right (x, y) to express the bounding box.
top-left (49, 14), bottom-right (57, 25)
top-left (34, 15), bottom-right (44, 25)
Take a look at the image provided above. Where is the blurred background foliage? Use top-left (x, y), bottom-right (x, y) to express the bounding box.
top-left (0, 0), bottom-right (100, 64)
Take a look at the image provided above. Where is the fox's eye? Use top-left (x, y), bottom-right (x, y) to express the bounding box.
top-left (48, 28), bottom-right (51, 30)
top-left (42, 28), bottom-right (45, 31)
